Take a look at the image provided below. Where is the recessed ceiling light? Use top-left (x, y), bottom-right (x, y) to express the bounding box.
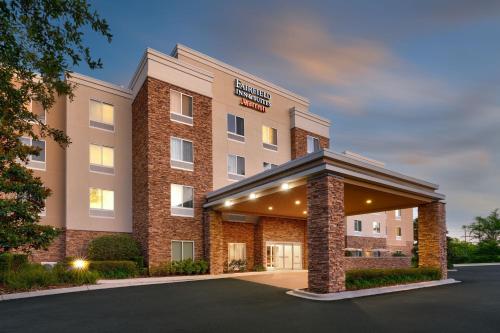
top-left (249, 193), bottom-right (257, 200)
top-left (366, 199), bottom-right (372, 204)
top-left (268, 206), bottom-right (273, 211)
top-left (224, 200), bottom-right (233, 207)
top-left (295, 200), bottom-right (301, 205)
top-left (281, 183), bottom-right (290, 190)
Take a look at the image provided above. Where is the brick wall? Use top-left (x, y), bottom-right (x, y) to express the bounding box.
top-left (346, 236), bottom-right (386, 251)
top-left (222, 222), bottom-right (255, 270)
top-left (29, 231), bottom-right (66, 262)
top-left (132, 77), bottom-right (213, 266)
top-left (345, 257), bottom-right (412, 270)
top-left (387, 242), bottom-right (413, 256)
top-left (307, 173), bottom-right (346, 293)
top-left (254, 219), bottom-right (264, 267)
top-left (259, 217), bottom-right (307, 268)
top-left (290, 127), bottom-right (329, 159)
top-left (65, 230), bottom-right (130, 258)
top-left (418, 202), bottom-right (447, 279)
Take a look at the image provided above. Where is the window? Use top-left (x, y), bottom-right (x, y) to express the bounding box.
top-left (89, 144), bottom-right (114, 174)
top-left (228, 154), bottom-right (245, 180)
top-left (89, 188), bottom-right (114, 217)
top-left (371, 251), bottom-right (382, 257)
top-left (307, 135), bottom-right (320, 154)
top-left (262, 126), bottom-right (278, 150)
top-left (345, 250), bottom-right (363, 257)
top-left (263, 162), bottom-right (278, 170)
top-left (31, 100), bottom-right (46, 124)
top-left (373, 221), bottom-right (381, 234)
top-left (228, 243), bottom-right (246, 263)
top-left (227, 114), bottom-right (245, 142)
top-left (354, 220), bottom-right (362, 232)
top-left (20, 137), bottom-right (46, 170)
top-left (395, 209), bottom-right (402, 219)
top-left (172, 240), bottom-right (194, 261)
top-left (89, 100), bottom-right (114, 131)
top-left (170, 90), bottom-right (193, 125)
top-left (171, 184), bottom-right (194, 217)
top-left (170, 137), bottom-right (193, 171)
top-left (396, 227), bottom-right (402, 240)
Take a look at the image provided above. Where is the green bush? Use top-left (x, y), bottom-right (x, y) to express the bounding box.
top-left (0, 253), bottom-right (29, 275)
top-left (89, 260), bottom-right (139, 279)
top-left (253, 264), bottom-right (266, 272)
top-left (52, 264), bottom-right (100, 285)
top-left (87, 234), bottom-right (141, 261)
top-left (227, 259), bottom-right (247, 272)
top-left (392, 251), bottom-right (406, 257)
top-left (3, 264), bottom-right (57, 291)
top-left (149, 259), bottom-right (209, 277)
top-left (346, 267), bottom-right (441, 290)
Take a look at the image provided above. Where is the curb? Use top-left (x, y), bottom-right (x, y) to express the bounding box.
top-left (287, 279), bottom-right (461, 301)
top-left (0, 270), bottom-right (306, 301)
top-left (453, 263), bottom-right (500, 267)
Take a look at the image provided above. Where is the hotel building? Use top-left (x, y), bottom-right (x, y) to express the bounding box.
top-left (27, 45), bottom-right (446, 294)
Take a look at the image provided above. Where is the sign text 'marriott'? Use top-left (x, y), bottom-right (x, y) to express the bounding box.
top-left (234, 78), bottom-right (271, 113)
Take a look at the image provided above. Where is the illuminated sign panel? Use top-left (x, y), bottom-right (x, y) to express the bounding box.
top-left (234, 78), bottom-right (271, 113)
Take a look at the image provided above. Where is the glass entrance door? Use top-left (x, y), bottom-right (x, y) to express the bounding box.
top-left (266, 242), bottom-right (302, 270)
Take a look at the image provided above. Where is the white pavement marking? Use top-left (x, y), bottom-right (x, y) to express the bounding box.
top-left (287, 279), bottom-right (461, 301)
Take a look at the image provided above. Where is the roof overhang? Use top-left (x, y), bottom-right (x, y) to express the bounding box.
top-left (204, 150), bottom-right (444, 218)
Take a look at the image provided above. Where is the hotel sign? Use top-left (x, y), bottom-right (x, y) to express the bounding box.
top-left (234, 78), bottom-right (271, 113)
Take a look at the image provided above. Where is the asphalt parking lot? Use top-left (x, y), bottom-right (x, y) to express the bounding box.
top-left (1, 265), bottom-right (499, 332)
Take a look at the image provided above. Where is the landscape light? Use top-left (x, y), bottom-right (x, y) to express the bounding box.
top-left (71, 258), bottom-right (89, 271)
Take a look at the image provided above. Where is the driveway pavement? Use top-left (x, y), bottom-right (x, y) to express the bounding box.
top-left (235, 270), bottom-right (307, 289)
top-left (0, 266), bottom-right (499, 332)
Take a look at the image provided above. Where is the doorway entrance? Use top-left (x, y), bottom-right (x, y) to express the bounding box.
top-left (266, 242), bottom-right (302, 270)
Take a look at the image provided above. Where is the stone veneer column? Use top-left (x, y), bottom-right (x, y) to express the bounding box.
top-left (418, 202), bottom-right (447, 279)
top-left (307, 173), bottom-right (345, 293)
top-left (253, 218), bottom-right (264, 268)
top-left (204, 210), bottom-right (224, 275)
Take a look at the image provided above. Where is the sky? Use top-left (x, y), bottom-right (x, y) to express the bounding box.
top-left (77, 0), bottom-right (500, 239)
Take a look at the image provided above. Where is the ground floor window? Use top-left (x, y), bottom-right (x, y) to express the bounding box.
top-left (171, 240), bottom-right (194, 261)
top-left (345, 250), bottom-right (363, 257)
top-left (228, 243), bottom-right (246, 262)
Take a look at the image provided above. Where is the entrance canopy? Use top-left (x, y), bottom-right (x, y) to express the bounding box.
top-left (204, 150), bottom-right (445, 218)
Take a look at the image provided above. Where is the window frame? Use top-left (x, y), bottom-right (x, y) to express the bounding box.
top-left (354, 219), bottom-right (362, 232)
top-left (372, 221), bottom-right (381, 234)
top-left (171, 240), bottom-right (195, 261)
top-left (307, 135), bottom-right (320, 154)
top-left (170, 90), bottom-right (194, 126)
top-left (88, 187), bottom-right (115, 218)
top-left (395, 209), bottom-right (402, 219)
top-left (89, 143), bottom-right (115, 175)
top-left (170, 184), bottom-right (194, 217)
top-left (228, 243), bottom-right (247, 263)
top-left (30, 99), bottom-right (47, 124)
top-left (262, 125), bottom-right (278, 151)
top-left (227, 114), bottom-right (245, 142)
top-left (170, 137), bottom-right (194, 171)
top-left (396, 226), bottom-right (402, 240)
top-left (89, 99), bottom-right (115, 132)
top-left (20, 136), bottom-right (46, 171)
top-left (227, 154), bottom-right (246, 179)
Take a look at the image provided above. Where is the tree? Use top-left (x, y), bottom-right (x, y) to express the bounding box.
top-left (469, 209), bottom-right (500, 243)
top-left (0, 0), bottom-right (111, 252)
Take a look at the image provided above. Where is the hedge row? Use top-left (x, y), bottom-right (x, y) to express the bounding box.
top-left (346, 267), bottom-right (441, 290)
top-left (89, 260), bottom-right (139, 279)
top-left (149, 259), bottom-right (209, 276)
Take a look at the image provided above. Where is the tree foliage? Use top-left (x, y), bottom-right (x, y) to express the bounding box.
top-left (0, 0), bottom-right (111, 252)
top-left (468, 209), bottom-right (500, 242)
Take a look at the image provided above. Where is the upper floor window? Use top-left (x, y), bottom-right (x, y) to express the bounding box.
top-left (354, 220), bottom-right (362, 232)
top-left (228, 154), bottom-right (245, 180)
top-left (307, 135), bottom-right (320, 154)
top-left (89, 100), bottom-right (114, 131)
top-left (20, 137), bottom-right (46, 170)
top-left (31, 100), bottom-right (46, 124)
top-left (395, 209), bottom-right (402, 219)
top-left (170, 137), bottom-right (193, 171)
top-left (227, 114), bottom-right (245, 142)
top-left (263, 162), bottom-right (278, 171)
top-left (262, 126), bottom-right (278, 151)
top-left (89, 144), bottom-right (114, 174)
top-left (170, 90), bottom-right (193, 125)
top-left (89, 187), bottom-right (114, 218)
top-left (396, 227), bottom-right (402, 240)
top-left (171, 184), bottom-right (194, 217)
top-left (373, 221), bottom-right (381, 234)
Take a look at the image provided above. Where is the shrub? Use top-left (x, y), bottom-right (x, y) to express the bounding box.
top-left (88, 260), bottom-right (139, 279)
top-left (392, 251), bottom-right (406, 257)
top-left (346, 267), bottom-right (441, 290)
top-left (253, 264), bottom-right (265, 272)
top-left (149, 259), bottom-right (209, 277)
top-left (3, 264), bottom-right (57, 291)
top-left (87, 234), bottom-right (141, 261)
top-left (53, 264), bottom-right (100, 285)
top-left (0, 253), bottom-right (29, 275)
top-left (227, 259), bottom-right (247, 272)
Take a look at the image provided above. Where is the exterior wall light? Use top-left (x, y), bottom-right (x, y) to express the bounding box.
top-left (268, 206), bottom-right (273, 211)
top-left (303, 210), bottom-right (307, 215)
top-left (71, 258), bottom-right (89, 271)
top-left (294, 200), bottom-right (301, 205)
top-left (281, 183), bottom-right (290, 190)
top-left (366, 199), bottom-right (373, 204)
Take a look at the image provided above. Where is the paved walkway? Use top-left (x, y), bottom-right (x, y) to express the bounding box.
top-left (235, 270), bottom-right (307, 289)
